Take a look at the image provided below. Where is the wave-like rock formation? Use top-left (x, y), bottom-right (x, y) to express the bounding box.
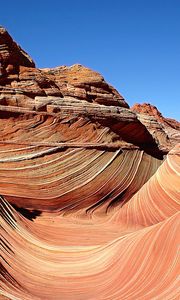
top-left (1, 27), bottom-right (180, 300)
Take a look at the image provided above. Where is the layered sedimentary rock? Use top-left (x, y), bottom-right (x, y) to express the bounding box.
top-left (1, 27), bottom-right (180, 300)
top-left (132, 103), bottom-right (180, 152)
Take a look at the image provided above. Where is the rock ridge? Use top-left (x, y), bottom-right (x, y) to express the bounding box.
top-left (0, 27), bottom-right (179, 158)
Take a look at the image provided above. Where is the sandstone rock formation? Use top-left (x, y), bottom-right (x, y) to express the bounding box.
top-left (1, 27), bottom-right (180, 300)
top-left (132, 102), bottom-right (180, 152)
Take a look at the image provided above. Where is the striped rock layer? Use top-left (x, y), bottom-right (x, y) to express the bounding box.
top-left (0, 27), bottom-right (180, 300)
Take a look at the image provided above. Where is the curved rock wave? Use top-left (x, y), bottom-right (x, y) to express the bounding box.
top-left (0, 27), bottom-right (180, 300)
top-left (1, 146), bottom-right (180, 300)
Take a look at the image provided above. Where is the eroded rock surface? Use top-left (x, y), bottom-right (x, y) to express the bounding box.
top-left (132, 102), bottom-right (180, 152)
top-left (1, 27), bottom-right (180, 300)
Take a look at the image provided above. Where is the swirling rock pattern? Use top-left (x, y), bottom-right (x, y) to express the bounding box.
top-left (1, 27), bottom-right (180, 300)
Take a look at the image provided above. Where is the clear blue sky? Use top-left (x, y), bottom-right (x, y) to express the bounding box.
top-left (1, 0), bottom-right (180, 119)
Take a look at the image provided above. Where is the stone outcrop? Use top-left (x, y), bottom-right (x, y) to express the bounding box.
top-left (1, 27), bottom-right (180, 300)
top-left (132, 103), bottom-right (180, 152)
top-left (0, 26), bottom-right (35, 78)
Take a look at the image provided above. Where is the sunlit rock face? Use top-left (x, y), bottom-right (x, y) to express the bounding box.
top-left (132, 103), bottom-right (180, 152)
top-left (1, 27), bottom-right (180, 300)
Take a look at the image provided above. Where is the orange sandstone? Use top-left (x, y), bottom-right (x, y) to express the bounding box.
top-left (0, 27), bottom-right (180, 300)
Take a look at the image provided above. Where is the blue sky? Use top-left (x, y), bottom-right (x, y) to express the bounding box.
top-left (1, 0), bottom-right (180, 119)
